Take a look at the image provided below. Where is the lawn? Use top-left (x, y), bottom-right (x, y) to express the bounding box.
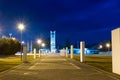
top-left (73, 55), bottom-right (112, 72)
top-left (0, 55), bottom-right (34, 72)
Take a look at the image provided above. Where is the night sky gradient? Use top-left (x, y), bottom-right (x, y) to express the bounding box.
top-left (0, 0), bottom-right (120, 46)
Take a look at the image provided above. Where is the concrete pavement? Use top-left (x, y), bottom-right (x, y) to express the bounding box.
top-left (0, 54), bottom-right (120, 80)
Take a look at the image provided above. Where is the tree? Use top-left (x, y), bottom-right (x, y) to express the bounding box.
top-left (65, 39), bottom-right (71, 48)
top-left (0, 38), bottom-right (21, 55)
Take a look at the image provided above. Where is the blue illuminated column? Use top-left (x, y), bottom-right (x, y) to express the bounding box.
top-left (30, 40), bottom-right (33, 53)
top-left (50, 31), bottom-right (56, 53)
top-left (27, 41), bottom-right (29, 52)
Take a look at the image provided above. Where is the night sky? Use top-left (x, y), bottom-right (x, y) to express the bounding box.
top-left (0, 0), bottom-right (120, 46)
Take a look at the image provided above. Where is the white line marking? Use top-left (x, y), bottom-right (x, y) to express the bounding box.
top-left (69, 63), bottom-right (81, 69)
top-left (29, 63), bottom-right (38, 69)
top-left (41, 59), bottom-right (67, 61)
top-left (24, 72), bottom-right (29, 75)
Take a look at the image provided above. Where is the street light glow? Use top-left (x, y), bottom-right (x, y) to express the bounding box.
top-left (37, 39), bottom-right (42, 44)
top-left (18, 23), bottom-right (25, 31)
top-left (12, 37), bottom-right (16, 40)
top-left (41, 43), bottom-right (45, 47)
top-left (106, 43), bottom-right (110, 48)
top-left (99, 45), bottom-right (103, 49)
top-left (22, 41), bottom-right (25, 44)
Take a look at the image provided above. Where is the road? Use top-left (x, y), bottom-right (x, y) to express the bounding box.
top-left (0, 54), bottom-right (120, 80)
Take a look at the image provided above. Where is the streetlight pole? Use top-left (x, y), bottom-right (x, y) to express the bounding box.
top-left (41, 43), bottom-right (46, 55)
top-left (37, 39), bottom-right (42, 57)
top-left (18, 23), bottom-right (25, 61)
top-left (39, 45), bottom-right (41, 57)
top-left (20, 30), bottom-right (22, 61)
top-left (106, 43), bottom-right (110, 55)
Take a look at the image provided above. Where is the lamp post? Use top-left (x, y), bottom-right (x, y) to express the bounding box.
top-left (106, 43), bottom-right (110, 54)
top-left (41, 43), bottom-right (45, 47)
top-left (37, 39), bottom-right (46, 56)
top-left (18, 23), bottom-right (25, 61)
top-left (41, 43), bottom-right (46, 55)
top-left (99, 45), bottom-right (103, 49)
top-left (37, 39), bottom-right (42, 49)
top-left (37, 39), bottom-right (42, 57)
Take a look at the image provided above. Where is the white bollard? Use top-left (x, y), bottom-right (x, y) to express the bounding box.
top-left (23, 46), bottom-right (27, 63)
top-left (34, 48), bottom-right (36, 59)
top-left (112, 28), bottom-right (120, 75)
top-left (80, 41), bottom-right (85, 62)
top-left (39, 50), bottom-right (41, 58)
top-left (66, 47), bottom-right (68, 58)
top-left (70, 45), bottom-right (74, 59)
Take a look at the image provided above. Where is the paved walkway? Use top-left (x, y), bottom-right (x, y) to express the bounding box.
top-left (0, 54), bottom-right (120, 80)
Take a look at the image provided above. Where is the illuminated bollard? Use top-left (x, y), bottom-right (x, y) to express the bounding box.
top-left (70, 45), bottom-right (74, 59)
top-left (34, 48), bottom-right (36, 59)
top-left (66, 47), bottom-right (68, 58)
top-left (39, 50), bottom-right (41, 58)
top-left (80, 41), bottom-right (85, 62)
top-left (23, 46), bottom-right (27, 63)
top-left (112, 28), bottom-right (120, 75)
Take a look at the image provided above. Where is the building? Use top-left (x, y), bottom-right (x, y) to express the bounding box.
top-left (68, 48), bottom-right (99, 55)
top-left (50, 31), bottom-right (56, 53)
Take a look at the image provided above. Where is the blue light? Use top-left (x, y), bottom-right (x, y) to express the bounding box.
top-left (69, 48), bottom-right (98, 55)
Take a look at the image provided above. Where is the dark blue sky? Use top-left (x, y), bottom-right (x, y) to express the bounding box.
top-left (0, 0), bottom-right (120, 46)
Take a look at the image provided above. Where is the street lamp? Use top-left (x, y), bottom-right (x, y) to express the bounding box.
top-left (18, 23), bottom-right (25, 61)
top-left (37, 39), bottom-right (42, 49)
top-left (99, 45), bottom-right (103, 49)
top-left (106, 43), bottom-right (110, 52)
top-left (41, 43), bottom-right (46, 55)
top-left (37, 39), bottom-right (42, 57)
top-left (22, 41), bottom-right (25, 44)
top-left (41, 43), bottom-right (45, 47)
top-left (37, 39), bottom-right (42, 45)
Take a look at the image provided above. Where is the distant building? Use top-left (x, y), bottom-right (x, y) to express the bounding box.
top-left (27, 40), bottom-right (33, 53)
top-left (2, 35), bottom-right (7, 38)
top-left (67, 48), bottom-right (99, 55)
top-left (50, 31), bottom-right (56, 53)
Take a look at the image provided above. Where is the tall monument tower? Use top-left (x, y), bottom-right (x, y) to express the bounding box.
top-left (50, 31), bottom-right (56, 53)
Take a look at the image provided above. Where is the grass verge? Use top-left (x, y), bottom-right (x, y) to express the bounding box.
top-left (73, 55), bottom-right (112, 72)
top-left (0, 55), bottom-right (34, 72)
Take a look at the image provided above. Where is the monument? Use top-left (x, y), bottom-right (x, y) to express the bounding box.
top-left (112, 28), bottom-right (120, 75)
top-left (50, 31), bottom-right (56, 53)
